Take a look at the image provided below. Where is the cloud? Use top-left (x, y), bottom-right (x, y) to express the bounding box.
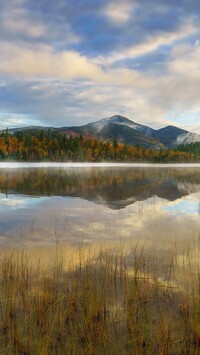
top-left (169, 43), bottom-right (200, 78)
top-left (0, 113), bottom-right (42, 129)
top-left (0, 43), bottom-right (106, 81)
top-left (0, 41), bottom-right (165, 88)
top-left (1, 0), bottom-right (200, 133)
top-left (0, 0), bottom-right (80, 46)
top-left (104, 1), bottom-right (136, 24)
top-left (3, 14), bottom-right (46, 38)
top-left (3, 117), bottom-right (25, 126)
top-left (0, 81), bottom-right (6, 87)
top-left (95, 22), bottom-right (198, 66)
top-left (158, 43), bottom-right (200, 110)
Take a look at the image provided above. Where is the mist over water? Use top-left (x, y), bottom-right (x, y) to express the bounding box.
top-left (0, 164), bottom-right (200, 249)
top-left (1, 162), bottom-right (200, 168)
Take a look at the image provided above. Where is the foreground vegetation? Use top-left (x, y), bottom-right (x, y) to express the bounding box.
top-left (0, 128), bottom-right (196, 162)
top-left (1, 241), bottom-right (200, 354)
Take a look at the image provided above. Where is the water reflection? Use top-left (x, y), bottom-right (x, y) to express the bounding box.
top-left (1, 167), bottom-right (200, 208)
top-left (0, 167), bottom-right (199, 247)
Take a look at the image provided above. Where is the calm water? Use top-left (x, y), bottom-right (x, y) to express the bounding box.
top-left (0, 163), bottom-right (200, 248)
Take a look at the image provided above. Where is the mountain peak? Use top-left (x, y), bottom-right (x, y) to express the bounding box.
top-left (152, 125), bottom-right (190, 147)
top-left (108, 114), bottom-right (133, 122)
top-left (96, 114), bottom-right (136, 125)
top-left (159, 125), bottom-right (187, 133)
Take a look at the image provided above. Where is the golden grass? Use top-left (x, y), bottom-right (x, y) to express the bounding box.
top-left (0, 240), bottom-right (200, 354)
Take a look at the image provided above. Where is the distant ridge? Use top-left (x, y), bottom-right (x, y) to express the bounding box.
top-left (151, 125), bottom-right (200, 147)
top-left (61, 114), bottom-right (200, 148)
top-left (7, 114), bottom-right (200, 149)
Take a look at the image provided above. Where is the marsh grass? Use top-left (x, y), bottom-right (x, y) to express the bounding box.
top-left (0, 241), bottom-right (200, 354)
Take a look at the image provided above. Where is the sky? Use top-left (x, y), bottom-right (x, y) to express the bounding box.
top-left (0, 0), bottom-right (200, 133)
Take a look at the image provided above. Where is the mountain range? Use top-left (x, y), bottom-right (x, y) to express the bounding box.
top-left (9, 115), bottom-right (200, 149)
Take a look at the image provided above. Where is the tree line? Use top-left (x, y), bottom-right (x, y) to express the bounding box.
top-left (0, 128), bottom-right (196, 162)
top-left (176, 142), bottom-right (200, 159)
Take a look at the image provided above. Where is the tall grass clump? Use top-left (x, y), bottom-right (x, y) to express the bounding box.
top-left (0, 240), bottom-right (200, 354)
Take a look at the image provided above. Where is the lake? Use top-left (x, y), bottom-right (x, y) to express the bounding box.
top-left (0, 163), bottom-right (200, 251)
top-left (1, 163), bottom-right (200, 353)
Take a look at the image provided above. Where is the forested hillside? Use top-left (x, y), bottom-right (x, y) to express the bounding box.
top-left (177, 142), bottom-right (200, 159)
top-left (0, 129), bottom-right (195, 162)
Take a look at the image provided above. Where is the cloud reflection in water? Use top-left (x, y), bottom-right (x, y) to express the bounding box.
top-left (0, 166), bottom-right (199, 247)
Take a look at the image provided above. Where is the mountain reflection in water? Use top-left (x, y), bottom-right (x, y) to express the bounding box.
top-left (0, 167), bottom-right (200, 209)
top-left (0, 166), bottom-right (200, 247)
